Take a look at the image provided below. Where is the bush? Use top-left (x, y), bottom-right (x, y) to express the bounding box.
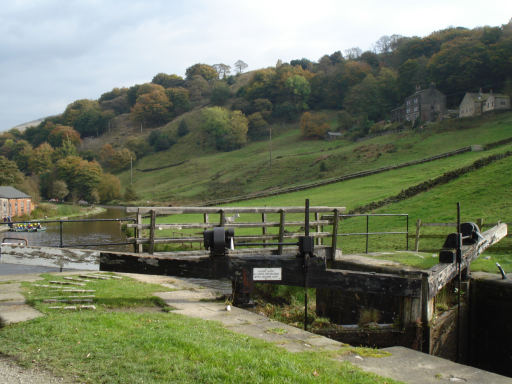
top-left (148, 130), bottom-right (175, 151)
top-left (177, 119), bottom-right (189, 137)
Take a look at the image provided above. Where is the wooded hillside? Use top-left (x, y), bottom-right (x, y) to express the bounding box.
top-left (1, 20), bottom-right (511, 205)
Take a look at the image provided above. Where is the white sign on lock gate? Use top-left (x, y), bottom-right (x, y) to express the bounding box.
top-left (253, 268), bottom-right (282, 281)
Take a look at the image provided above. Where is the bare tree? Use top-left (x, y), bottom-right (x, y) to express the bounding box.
top-left (234, 60), bottom-right (248, 74)
top-left (213, 63), bottom-right (231, 78)
top-left (344, 47), bottom-right (362, 60)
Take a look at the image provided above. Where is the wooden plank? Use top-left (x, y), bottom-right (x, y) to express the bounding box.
top-left (331, 209), bottom-right (340, 261)
top-left (126, 220), bottom-right (332, 230)
top-left (261, 213), bottom-right (267, 246)
top-left (126, 206), bottom-right (346, 215)
top-left (427, 223), bottom-right (507, 298)
top-left (278, 210), bottom-right (285, 255)
top-left (130, 232), bottom-right (333, 244)
top-left (136, 211), bottom-right (143, 253)
top-left (148, 210), bottom-right (156, 254)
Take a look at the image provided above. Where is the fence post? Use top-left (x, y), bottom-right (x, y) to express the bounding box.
top-left (135, 210), bottom-right (143, 253)
top-left (278, 210), bottom-right (285, 255)
top-left (315, 212), bottom-right (321, 245)
top-left (331, 209), bottom-right (340, 262)
top-left (262, 213), bottom-right (267, 246)
top-left (203, 213), bottom-right (209, 249)
top-left (415, 219), bottom-right (422, 252)
top-left (476, 218), bottom-right (483, 229)
top-left (149, 210), bottom-right (156, 255)
top-left (219, 210), bottom-right (225, 227)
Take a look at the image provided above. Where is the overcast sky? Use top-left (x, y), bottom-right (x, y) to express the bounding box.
top-left (0, 0), bottom-right (510, 131)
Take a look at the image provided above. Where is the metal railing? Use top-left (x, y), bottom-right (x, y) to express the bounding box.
top-left (1, 217), bottom-right (136, 249)
top-left (333, 213), bottom-right (409, 253)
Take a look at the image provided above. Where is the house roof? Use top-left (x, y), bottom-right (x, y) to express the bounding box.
top-left (463, 92), bottom-right (490, 102)
top-left (0, 186), bottom-right (31, 199)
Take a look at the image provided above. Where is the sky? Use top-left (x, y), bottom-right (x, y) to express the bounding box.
top-left (0, 0), bottom-right (510, 131)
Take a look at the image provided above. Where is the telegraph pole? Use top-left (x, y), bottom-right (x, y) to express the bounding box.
top-left (269, 125), bottom-right (272, 169)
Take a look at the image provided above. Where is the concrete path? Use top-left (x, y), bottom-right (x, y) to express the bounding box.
top-left (127, 273), bottom-right (511, 384)
top-left (1, 271), bottom-right (510, 384)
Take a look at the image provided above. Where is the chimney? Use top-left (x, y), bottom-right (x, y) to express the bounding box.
top-left (479, 88), bottom-right (482, 96)
top-left (490, 89), bottom-right (493, 95)
top-left (415, 84), bottom-right (421, 92)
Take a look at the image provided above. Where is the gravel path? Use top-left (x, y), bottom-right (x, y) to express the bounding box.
top-left (0, 355), bottom-right (69, 384)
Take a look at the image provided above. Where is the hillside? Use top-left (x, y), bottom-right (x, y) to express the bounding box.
top-left (117, 111), bottom-right (512, 204)
top-left (3, 21), bottom-right (512, 206)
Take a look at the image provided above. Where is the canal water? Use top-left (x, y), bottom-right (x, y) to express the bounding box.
top-left (2, 207), bottom-right (133, 252)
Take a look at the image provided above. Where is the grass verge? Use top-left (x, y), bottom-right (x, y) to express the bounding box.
top-left (0, 273), bottom-right (399, 384)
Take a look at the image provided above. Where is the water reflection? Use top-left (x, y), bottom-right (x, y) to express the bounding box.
top-left (4, 207), bottom-right (134, 252)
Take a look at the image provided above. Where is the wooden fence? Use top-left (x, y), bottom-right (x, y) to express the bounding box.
top-left (413, 219), bottom-right (511, 252)
top-left (125, 206), bottom-right (346, 255)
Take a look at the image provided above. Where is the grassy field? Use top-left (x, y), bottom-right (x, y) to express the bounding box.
top-left (142, 145), bottom-right (512, 272)
top-left (119, 112), bottom-right (512, 203)
top-left (0, 274), bottom-right (399, 384)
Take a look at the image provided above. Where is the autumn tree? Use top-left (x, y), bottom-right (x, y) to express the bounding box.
top-left (201, 107), bottom-right (248, 151)
top-left (98, 88), bottom-right (130, 114)
top-left (12, 140), bottom-right (33, 173)
top-left (29, 143), bottom-right (54, 175)
top-left (48, 125), bottom-right (81, 148)
top-left (61, 99), bottom-right (111, 137)
top-left (131, 86), bottom-right (172, 126)
top-left (152, 73), bottom-right (185, 88)
top-left (234, 60), bottom-right (248, 74)
top-left (97, 173), bottom-right (122, 203)
top-left (285, 74), bottom-right (311, 110)
top-left (0, 156), bottom-right (23, 185)
top-left (166, 87), bottom-right (191, 115)
top-left (187, 75), bottom-right (210, 101)
top-left (99, 144), bottom-right (115, 165)
top-left (52, 138), bottom-right (79, 161)
top-left (56, 156), bottom-right (102, 201)
top-left (51, 180), bottom-right (69, 200)
top-left (109, 148), bottom-right (135, 172)
top-left (185, 64), bottom-right (218, 81)
top-left (300, 112), bottom-right (329, 139)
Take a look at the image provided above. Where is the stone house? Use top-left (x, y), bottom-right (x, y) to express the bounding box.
top-left (392, 84), bottom-right (446, 123)
top-left (459, 90), bottom-right (510, 118)
top-left (482, 91), bottom-right (511, 113)
top-left (0, 186), bottom-right (33, 218)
